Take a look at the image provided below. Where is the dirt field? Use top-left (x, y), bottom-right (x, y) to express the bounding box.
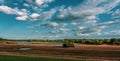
top-left (0, 44), bottom-right (120, 61)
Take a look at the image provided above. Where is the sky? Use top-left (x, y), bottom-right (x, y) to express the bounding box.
top-left (0, 0), bottom-right (120, 40)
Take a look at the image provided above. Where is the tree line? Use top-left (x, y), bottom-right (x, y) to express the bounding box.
top-left (0, 38), bottom-right (120, 45)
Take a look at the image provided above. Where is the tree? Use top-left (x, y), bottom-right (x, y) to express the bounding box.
top-left (109, 38), bottom-right (117, 45)
top-left (63, 40), bottom-right (75, 48)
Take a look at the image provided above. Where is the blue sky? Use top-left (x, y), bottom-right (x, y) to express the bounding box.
top-left (0, 0), bottom-right (120, 40)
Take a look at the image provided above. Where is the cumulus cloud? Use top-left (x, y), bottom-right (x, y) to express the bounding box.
top-left (23, 3), bottom-right (30, 7)
top-left (0, 6), bottom-right (17, 14)
top-left (77, 20), bottom-right (120, 36)
top-left (76, 33), bottom-right (90, 36)
top-left (71, 22), bottom-right (77, 26)
top-left (40, 8), bottom-right (56, 20)
top-left (26, 0), bottom-right (33, 3)
top-left (46, 22), bottom-right (59, 27)
top-left (16, 15), bottom-right (28, 20)
top-left (35, 0), bottom-right (44, 5)
top-left (0, 6), bottom-right (29, 20)
top-left (111, 30), bottom-right (120, 34)
top-left (30, 13), bottom-right (40, 19)
top-left (51, 0), bottom-right (120, 37)
top-left (35, 0), bottom-right (53, 5)
top-left (1, 0), bottom-right (120, 39)
top-left (1, 0), bottom-right (119, 21)
top-left (56, 0), bottom-right (120, 21)
top-left (59, 28), bottom-right (70, 33)
top-left (99, 20), bottom-right (120, 26)
top-left (104, 30), bottom-right (120, 35)
top-left (60, 23), bottom-right (67, 27)
top-left (0, 5), bottom-right (56, 21)
top-left (78, 26), bottom-right (85, 30)
top-left (0, 0), bottom-right (54, 21)
top-left (57, 7), bottom-right (104, 20)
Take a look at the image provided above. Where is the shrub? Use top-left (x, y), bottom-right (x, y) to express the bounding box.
top-left (6, 41), bottom-right (16, 44)
top-left (63, 41), bottom-right (75, 48)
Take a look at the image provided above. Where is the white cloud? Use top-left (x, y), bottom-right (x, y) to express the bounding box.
top-left (76, 33), bottom-right (90, 36)
top-left (60, 28), bottom-right (70, 33)
top-left (50, 30), bottom-right (60, 35)
top-left (82, 0), bottom-right (120, 12)
top-left (47, 22), bottom-right (59, 27)
top-left (96, 33), bottom-right (101, 35)
top-left (16, 9), bottom-right (29, 20)
top-left (35, 0), bottom-right (53, 5)
top-left (17, 11), bottom-right (24, 16)
top-left (1, 0), bottom-right (120, 39)
top-left (56, 0), bottom-right (120, 21)
top-left (99, 20), bottom-right (120, 26)
top-left (104, 30), bottom-right (120, 35)
top-left (35, 0), bottom-right (44, 5)
top-left (30, 13), bottom-right (40, 19)
top-left (78, 26), bottom-right (84, 30)
top-left (60, 23), bottom-right (67, 27)
top-left (16, 15), bottom-right (28, 20)
top-left (2, 0), bottom-right (119, 22)
top-left (26, 0), bottom-right (33, 3)
top-left (70, 20), bottom-right (120, 37)
top-left (40, 8), bottom-right (56, 20)
top-left (17, 9), bottom-right (28, 16)
top-left (86, 16), bottom-right (96, 20)
top-left (0, 6), bottom-right (17, 14)
top-left (0, 6), bottom-right (29, 21)
top-left (57, 5), bottom-right (104, 20)
top-left (71, 22), bottom-right (77, 26)
top-left (23, 3), bottom-right (30, 7)
top-left (111, 30), bottom-right (120, 34)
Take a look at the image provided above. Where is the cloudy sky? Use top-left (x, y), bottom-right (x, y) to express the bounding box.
top-left (0, 0), bottom-right (120, 40)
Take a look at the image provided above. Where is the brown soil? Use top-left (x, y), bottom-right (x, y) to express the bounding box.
top-left (0, 44), bottom-right (120, 61)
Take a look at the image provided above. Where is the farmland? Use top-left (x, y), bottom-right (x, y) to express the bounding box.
top-left (0, 55), bottom-right (87, 61)
top-left (0, 44), bottom-right (120, 61)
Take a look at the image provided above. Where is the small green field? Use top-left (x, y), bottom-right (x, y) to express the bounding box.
top-left (0, 55), bottom-right (88, 61)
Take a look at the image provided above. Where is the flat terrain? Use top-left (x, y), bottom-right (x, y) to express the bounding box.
top-left (0, 44), bottom-right (120, 61)
top-left (0, 55), bottom-right (84, 61)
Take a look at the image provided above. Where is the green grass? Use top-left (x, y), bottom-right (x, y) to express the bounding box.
top-left (0, 55), bottom-right (88, 61)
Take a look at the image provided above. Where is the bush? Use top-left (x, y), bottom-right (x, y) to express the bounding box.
top-left (6, 41), bottom-right (16, 44)
top-left (63, 41), bottom-right (75, 47)
top-left (115, 42), bottom-right (120, 45)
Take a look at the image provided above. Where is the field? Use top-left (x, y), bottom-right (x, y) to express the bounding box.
top-left (0, 44), bottom-right (120, 61)
top-left (0, 55), bottom-right (86, 61)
